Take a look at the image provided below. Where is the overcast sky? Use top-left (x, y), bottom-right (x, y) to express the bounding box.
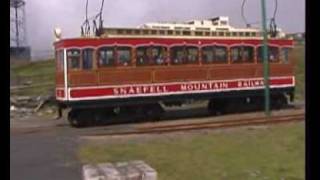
top-left (23, 0), bottom-right (305, 51)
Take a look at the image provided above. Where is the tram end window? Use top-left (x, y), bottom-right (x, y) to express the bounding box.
top-left (67, 49), bottom-right (81, 70)
top-left (280, 47), bottom-right (292, 64)
top-left (82, 49), bottom-right (94, 70)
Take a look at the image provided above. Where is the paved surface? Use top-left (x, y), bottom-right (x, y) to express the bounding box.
top-left (10, 121), bottom-right (82, 180)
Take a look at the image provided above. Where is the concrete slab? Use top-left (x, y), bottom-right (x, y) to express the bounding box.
top-left (82, 161), bottom-right (157, 180)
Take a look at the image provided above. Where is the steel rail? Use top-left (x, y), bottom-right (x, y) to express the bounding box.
top-left (88, 113), bottom-right (304, 136)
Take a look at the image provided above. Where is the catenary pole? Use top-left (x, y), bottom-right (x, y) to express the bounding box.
top-left (261, 0), bottom-right (270, 116)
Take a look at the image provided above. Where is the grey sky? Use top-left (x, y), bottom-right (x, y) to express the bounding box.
top-left (25, 0), bottom-right (305, 51)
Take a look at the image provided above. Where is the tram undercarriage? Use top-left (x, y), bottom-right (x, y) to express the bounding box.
top-left (61, 88), bottom-right (294, 127)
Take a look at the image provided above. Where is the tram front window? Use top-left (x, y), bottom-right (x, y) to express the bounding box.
top-left (67, 49), bottom-right (81, 70)
top-left (82, 49), bottom-right (94, 70)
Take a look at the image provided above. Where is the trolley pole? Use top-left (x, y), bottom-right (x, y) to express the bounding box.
top-left (261, 0), bottom-right (270, 116)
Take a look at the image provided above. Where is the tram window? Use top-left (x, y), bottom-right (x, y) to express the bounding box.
top-left (280, 48), bottom-right (291, 64)
top-left (117, 47), bottom-right (131, 66)
top-left (205, 32), bottom-right (210, 36)
top-left (226, 32), bottom-right (231, 36)
top-left (136, 47), bottom-right (147, 66)
top-left (125, 30), bottom-right (132, 34)
top-left (159, 30), bottom-right (165, 35)
top-left (137, 46), bottom-right (167, 66)
top-left (212, 32), bottom-right (217, 36)
top-left (151, 30), bottom-right (157, 35)
top-left (239, 32), bottom-right (244, 36)
top-left (117, 30), bottom-right (123, 34)
top-left (183, 31), bottom-right (191, 36)
top-left (143, 30), bottom-right (149, 35)
top-left (242, 46), bottom-right (254, 62)
top-left (215, 46), bottom-right (227, 62)
top-left (171, 46), bottom-right (185, 64)
top-left (202, 46), bottom-right (214, 63)
top-left (186, 47), bottom-right (198, 64)
top-left (82, 49), bottom-right (94, 70)
top-left (245, 32), bottom-right (250, 36)
top-left (134, 30), bottom-right (140, 35)
top-left (232, 32), bottom-right (237, 36)
top-left (171, 46), bottom-right (198, 65)
top-left (98, 47), bottom-right (115, 67)
top-left (67, 49), bottom-right (81, 70)
top-left (175, 31), bottom-right (181, 35)
top-left (230, 47), bottom-right (242, 63)
top-left (218, 32), bottom-right (224, 36)
top-left (257, 46), bottom-right (280, 63)
top-left (231, 46), bottom-right (254, 63)
top-left (167, 30), bottom-right (173, 35)
top-left (195, 31), bottom-right (203, 36)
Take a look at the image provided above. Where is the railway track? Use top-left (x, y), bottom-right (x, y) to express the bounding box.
top-left (87, 113), bottom-right (304, 136)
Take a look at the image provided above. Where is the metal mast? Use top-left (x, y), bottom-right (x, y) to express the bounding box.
top-left (260, 0), bottom-right (271, 116)
top-left (10, 0), bottom-right (27, 47)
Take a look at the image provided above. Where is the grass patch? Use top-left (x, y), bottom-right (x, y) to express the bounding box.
top-left (79, 122), bottom-right (305, 180)
top-left (292, 45), bottom-right (305, 101)
top-left (11, 60), bottom-right (55, 96)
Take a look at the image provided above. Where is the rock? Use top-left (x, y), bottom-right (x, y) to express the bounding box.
top-left (83, 161), bottom-right (157, 180)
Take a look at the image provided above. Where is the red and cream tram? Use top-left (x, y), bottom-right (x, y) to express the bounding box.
top-left (54, 17), bottom-right (295, 127)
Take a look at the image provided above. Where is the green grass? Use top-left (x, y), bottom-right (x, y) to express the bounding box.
top-left (79, 122), bottom-right (305, 180)
top-left (11, 60), bottom-right (55, 96)
top-left (292, 45), bottom-right (305, 101)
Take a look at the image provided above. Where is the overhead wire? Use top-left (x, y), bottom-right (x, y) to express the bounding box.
top-left (241, 0), bottom-right (279, 37)
top-left (269, 0), bottom-right (278, 37)
top-left (81, 0), bottom-right (105, 36)
top-left (241, 0), bottom-right (250, 27)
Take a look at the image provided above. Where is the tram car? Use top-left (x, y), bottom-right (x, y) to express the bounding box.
top-left (54, 16), bottom-right (295, 127)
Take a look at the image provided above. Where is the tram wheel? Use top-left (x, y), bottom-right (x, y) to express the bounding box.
top-left (143, 103), bottom-right (164, 121)
top-left (208, 99), bottom-right (226, 115)
top-left (271, 94), bottom-right (288, 110)
top-left (67, 109), bottom-right (91, 128)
